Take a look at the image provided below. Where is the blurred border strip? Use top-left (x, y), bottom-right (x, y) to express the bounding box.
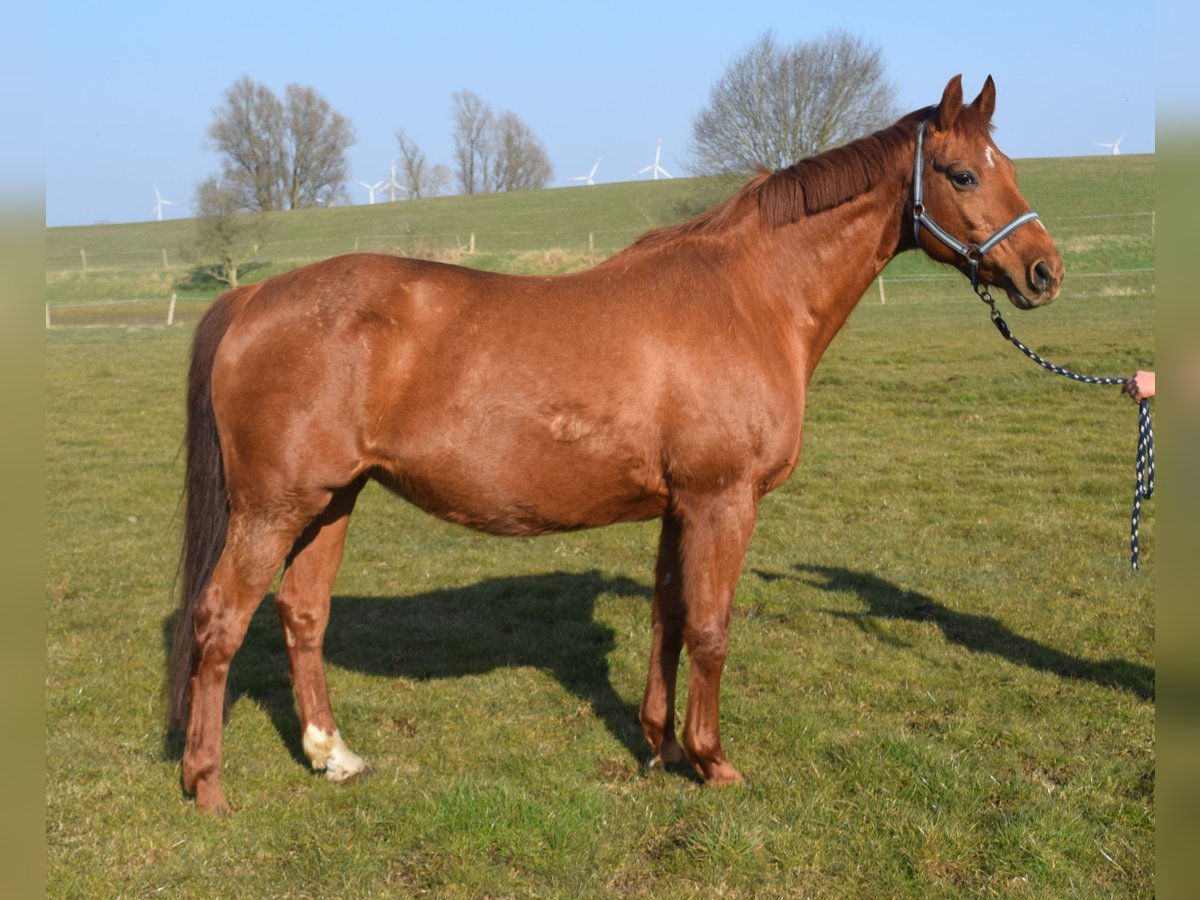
top-left (0, 0), bottom-right (46, 892)
top-left (1155, 1), bottom-right (1200, 893)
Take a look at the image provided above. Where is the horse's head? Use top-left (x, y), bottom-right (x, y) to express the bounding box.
top-left (914, 75), bottom-right (1063, 309)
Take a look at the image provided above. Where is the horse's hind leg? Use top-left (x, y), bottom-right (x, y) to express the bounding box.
top-left (183, 509), bottom-right (306, 814)
top-left (274, 480), bottom-right (366, 783)
top-left (640, 514), bottom-right (687, 769)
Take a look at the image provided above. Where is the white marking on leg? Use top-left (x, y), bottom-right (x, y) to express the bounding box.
top-left (303, 724), bottom-right (366, 782)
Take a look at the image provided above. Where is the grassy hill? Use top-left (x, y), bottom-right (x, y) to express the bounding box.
top-left (45, 155), bottom-right (1154, 320)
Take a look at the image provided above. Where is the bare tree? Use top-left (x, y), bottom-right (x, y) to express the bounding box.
top-left (452, 89), bottom-right (494, 195)
top-left (451, 91), bottom-right (554, 194)
top-left (208, 77), bottom-right (286, 211)
top-left (208, 76), bottom-right (355, 211)
top-left (491, 111), bottom-right (554, 192)
top-left (395, 130), bottom-right (451, 199)
top-left (690, 31), bottom-right (898, 175)
top-left (284, 84), bottom-right (355, 209)
top-left (191, 176), bottom-right (270, 288)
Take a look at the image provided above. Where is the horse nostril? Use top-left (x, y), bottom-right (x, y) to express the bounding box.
top-left (1032, 260), bottom-right (1053, 294)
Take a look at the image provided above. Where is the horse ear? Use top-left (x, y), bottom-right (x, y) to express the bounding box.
top-left (971, 75), bottom-right (997, 121)
top-left (935, 75), bottom-right (964, 130)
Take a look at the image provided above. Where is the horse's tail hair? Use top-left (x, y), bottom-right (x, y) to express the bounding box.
top-left (167, 288), bottom-right (244, 731)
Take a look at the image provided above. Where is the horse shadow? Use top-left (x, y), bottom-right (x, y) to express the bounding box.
top-left (758, 563), bottom-right (1154, 701)
top-left (164, 570), bottom-right (653, 768)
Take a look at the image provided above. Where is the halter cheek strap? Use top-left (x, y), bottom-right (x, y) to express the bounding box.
top-left (912, 120), bottom-right (1041, 290)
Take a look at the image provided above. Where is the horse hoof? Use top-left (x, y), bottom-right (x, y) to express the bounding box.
top-left (327, 762), bottom-right (370, 785)
top-left (304, 725), bottom-right (367, 783)
top-left (702, 763), bottom-right (745, 786)
top-left (193, 779), bottom-right (230, 815)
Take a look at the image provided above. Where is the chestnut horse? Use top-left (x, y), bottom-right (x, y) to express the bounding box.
top-left (169, 75), bottom-right (1063, 813)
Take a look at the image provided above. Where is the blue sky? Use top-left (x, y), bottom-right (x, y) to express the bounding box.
top-left (43, 1), bottom-right (1164, 227)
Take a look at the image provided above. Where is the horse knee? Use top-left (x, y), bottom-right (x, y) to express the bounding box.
top-left (685, 624), bottom-right (729, 670)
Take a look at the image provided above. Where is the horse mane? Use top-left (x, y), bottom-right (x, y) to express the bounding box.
top-left (619, 108), bottom-right (931, 254)
top-left (760, 108), bottom-right (929, 225)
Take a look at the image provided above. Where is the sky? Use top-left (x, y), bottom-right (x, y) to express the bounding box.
top-left (41, 1), bottom-right (1170, 228)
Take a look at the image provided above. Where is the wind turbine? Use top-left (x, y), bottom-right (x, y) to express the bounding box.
top-left (570, 158), bottom-right (601, 186)
top-left (634, 140), bottom-right (671, 180)
top-left (153, 186), bottom-right (174, 221)
top-left (383, 164), bottom-right (404, 202)
top-left (357, 178), bottom-right (385, 204)
top-left (1095, 134), bottom-right (1126, 156)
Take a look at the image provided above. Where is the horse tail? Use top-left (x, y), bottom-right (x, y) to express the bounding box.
top-left (167, 288), bottom-right (244, 731)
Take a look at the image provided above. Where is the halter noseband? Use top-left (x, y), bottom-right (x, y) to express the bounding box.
top-left (912, 120), bottom-right (1041, 291)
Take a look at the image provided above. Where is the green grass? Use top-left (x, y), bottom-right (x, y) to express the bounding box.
top-left (46, 160), bottom-right (1154, 896)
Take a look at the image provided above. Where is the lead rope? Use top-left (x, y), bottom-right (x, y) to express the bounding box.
top-left (977, 283), bottom-right (1155, 570)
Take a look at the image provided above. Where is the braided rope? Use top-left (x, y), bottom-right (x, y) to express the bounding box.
top-left (983, 291), bottom-right (1154, 570)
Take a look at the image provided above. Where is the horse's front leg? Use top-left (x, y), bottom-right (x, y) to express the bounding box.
top-left (640, 513), bottom-right (686, 768)
top-left (674, 485), bottom-right (758, 785)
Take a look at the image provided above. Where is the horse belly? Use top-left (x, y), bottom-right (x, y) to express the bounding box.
top-left (374, 409), bottom-right (669, 536)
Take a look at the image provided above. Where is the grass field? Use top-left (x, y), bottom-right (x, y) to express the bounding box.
top-left (46, 159), bottom-right (1154, 896)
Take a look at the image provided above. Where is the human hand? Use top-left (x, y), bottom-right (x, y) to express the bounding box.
top-left (1123, 370), bottom-right (1155, 402)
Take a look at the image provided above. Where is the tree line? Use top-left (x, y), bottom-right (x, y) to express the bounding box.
top-left (193, 81), bottom-right (556, 285)
top-left (200, 79), bottom-right (552, 219)
top-left (192, 30), bottom-right (895, 286)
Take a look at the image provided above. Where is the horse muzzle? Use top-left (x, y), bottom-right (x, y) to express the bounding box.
top-left (1003, 256), bottom-right (1063, 309)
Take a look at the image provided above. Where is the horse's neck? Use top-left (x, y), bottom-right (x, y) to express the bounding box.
top-left (760, 172), bottom-right (910, 376)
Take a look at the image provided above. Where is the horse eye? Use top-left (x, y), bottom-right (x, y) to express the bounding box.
top-left (951, 171), bottom-right (978, 189)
